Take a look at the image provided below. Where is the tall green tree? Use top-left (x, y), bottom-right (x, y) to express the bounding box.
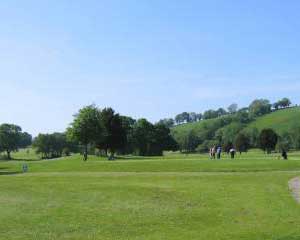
top-left (280, 98), bottom-right (291, 108)
top-left (33, 132), bottom-right (70, 159)
top-left (276, 132), bottom-right (292, 152)
top-left (249, 99), bottom-right (271, 117)
top-left (119, 116), bottom-right (136, 154)
top-left (132, 119), bottom-right (154, 156)
top-left (242, 127), bottom-right (259, 148)
top-left (218, 122), bottom-right (244, 149)
top-left (19, 132), bottom-right (32, 148)
top-left (259, 128), bottom-right (278, 154)
top-left (67, 105), bottom-right (102, 161)
top-left (157, 118), bottom-right (175, 128)
top-left (0, 124), bottom-right (23, 159)
top-left (234, 133), bottom-right (250, 154)
top-left (131, 119), bottom-right (177, 156)
top-left (97, 108), bottom-right (127, 159)
top-left (203, 110), bottom-right (218, 120)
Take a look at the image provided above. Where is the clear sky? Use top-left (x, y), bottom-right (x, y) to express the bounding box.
top-left (1, 0), bottom-right (300, 136)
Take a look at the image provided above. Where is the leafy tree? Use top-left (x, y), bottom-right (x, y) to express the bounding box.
top-left (33, 133), bottom-right (70, 159)
top-left (183, 130), bottom-right (200, 153)
top-left (280, 98), bottom-right (291, 108)
top-left (119, 116), bottom-right (136, 154)
top-left (216, 108), bottom-right (227, 117)
top-left (131, 119), bottom-right (154, 156)
top-left (228, 103), bottom-right (238, 114)
top-left (182, 112), bottom-right (191, 123)
top-left (97, 108), bottom-right (127, 159)
top-left (131, 119), bottom-right (178, 156)
top-left (249, 99), bottom-right (271, 117)
top-left (276, 132), bottom-right (292, 152)
top-left (234, 133), bottom-right (250, 154)
top-left (19, 132), bottom-right (32, 148)
top-left (233, 110), bottom-right (252, 124)
top-left (189, 112), bottom-right (197, 122)
top-left (151, 123), bottom-right (178, 154)
top-left (157, 118), bottom-right (175, 128)
top-left (218, 122), bottom-right (244, 149)
top-left (242, 127), bottom-right (259, 148)
top-left (175, 113), bottom-right (184, 125)
top-left (203, 110), bottom-right (218, 120)
top-left (67, 105), bottom-right (102, 161)
top-left (259, 128), bottom-right (278, 153)
top-left (0, 124), bottom-right (23, 159)
top-left (273, 98), bottom-right (291, 110)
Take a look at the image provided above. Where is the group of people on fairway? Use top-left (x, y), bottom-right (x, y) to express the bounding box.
top-left (209, 146), bottom-right (236, 160)
top-left (209, 146), bottom-right (288, 160)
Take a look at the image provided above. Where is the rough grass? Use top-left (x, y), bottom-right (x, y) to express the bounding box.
top-left (1, 150), bottom-right (300, 239)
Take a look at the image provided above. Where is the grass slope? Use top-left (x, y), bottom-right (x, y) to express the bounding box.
top-left (172, 107), bottom-right (300, 138)
top-left (1, 151), bottom-right (300, 239)
top-left (246, 107), bottom-right (300, 134)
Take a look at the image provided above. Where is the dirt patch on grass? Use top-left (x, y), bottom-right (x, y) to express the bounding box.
top-left (289, 177), bottom-right (300, 203)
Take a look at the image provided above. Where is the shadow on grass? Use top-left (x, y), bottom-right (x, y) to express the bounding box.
top-left (10, 158), bottom-right (41, 162)
top-left (0, 171), bottom-right (22, 176)
top-left (114, 156), bottom-right (164, 161)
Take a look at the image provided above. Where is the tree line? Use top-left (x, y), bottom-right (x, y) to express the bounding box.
top-left (160, 98), bottom-right (292, 126)
top-left (0, 106), bottom-right (177, 160)
top-left (0, 97), bottom-right (296, 160)
top-left (62, 105), bottom-right (177, 161)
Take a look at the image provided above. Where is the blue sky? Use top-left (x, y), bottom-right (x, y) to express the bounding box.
top-left (1, 0), bottom-right (300, 135)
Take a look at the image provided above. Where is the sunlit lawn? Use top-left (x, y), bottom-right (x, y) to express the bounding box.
top-left (1, 149), bottom-right (300, 239)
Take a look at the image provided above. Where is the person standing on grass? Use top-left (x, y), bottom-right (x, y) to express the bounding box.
top-left (282, 150), bottom-right (288, 160)
top-left (209, 146), bottom-right (216, 160)
top-left (212, 146), bottom-right (216, 159)
top-left (217, 146), bottom-right (222, 159)
top-left (230, 148), bottom-right (236, 159)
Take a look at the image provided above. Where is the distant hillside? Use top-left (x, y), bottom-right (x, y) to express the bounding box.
top-left (171, 117), bottom-right (224, 135)
top-left (246, 107), bottom-right (300, 134)
top-left (171, 107), bottom-right (300, 143)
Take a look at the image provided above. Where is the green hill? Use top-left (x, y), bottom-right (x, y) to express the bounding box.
top-left (246, 107), bottom-right (300, 134)
top-left (171, 107), bottom-right (300, 146)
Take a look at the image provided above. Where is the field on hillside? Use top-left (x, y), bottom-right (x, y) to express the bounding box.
top-left (172, 107), bottom-right (300, 139)
top-left (1, 150), bottom-right (300, 239)
top-left (246, 107), bottom-right (300, 134)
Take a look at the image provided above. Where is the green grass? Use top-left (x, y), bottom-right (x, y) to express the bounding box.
top-left (246, 107), bottom-right (300, 134)
top-left (1, 151), bottom-right (300, 239)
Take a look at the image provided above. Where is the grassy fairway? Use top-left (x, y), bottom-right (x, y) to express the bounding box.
top-left (1, 151), bottom-right (300, 239)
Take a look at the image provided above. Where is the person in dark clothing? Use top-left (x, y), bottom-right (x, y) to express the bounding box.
top-left (282, 150), bottom-right (288, 160)
top-left (217, 146), bottom-right (222, 159)
top-left (230, 148), bottom-right (236, 159)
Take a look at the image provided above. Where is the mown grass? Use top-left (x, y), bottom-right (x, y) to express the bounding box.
top-left (1, 150), bottom-right (300, 239)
